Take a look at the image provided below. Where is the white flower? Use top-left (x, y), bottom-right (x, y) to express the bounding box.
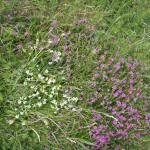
top-left (29, 72), bottom-right (33, 76)
top-left (20, 112), bottom-right (24, 115)
top-left (72, 97), bottom-right (78, 102)
top-left (23, 81), bottom-right (27, 85)
top-left (31, 86), bottom-right (35, 89)
top-left (51, 100), bottom-right (57, 105)
top-left (26, 70), bottom-right (30, 75)
top-left (48, 61), bottom-right (53, 65)
top-left (52, 52), bottom-right (61, 62)
top-left (38, 74), bottom-right (44, 80)
top-left (15, 115), bottom-right (19, 119)
top-left (36, 91), bottom-right (40, 96)
top-left (49, 94), bottom-right (53, 98)
top-left (45, 69), bottom-right (49, 73)
top-left (18, 100), bottom-right (22, 104)
top-left (43, 99), bottom-right (47, 104)
top-left (63, 94), bottom-right (67, 98)
top-left (47, 78), bottom-right (55, 84)
top-left (28, 95), bottom-right (32, 98)
top-left (26, 105), bottom-right (31, 109)
top-left (21, 121), bottom-right (26, 126)
top-left (48, 40), bottom-right (52, 44)
top-left (23, 101), bottom-right (27, 104)
top-left (8, 119), bottom-right (14, 125)
top-left (37, 102), bottom-right (42, 107)
top-left (47, 49), bottom-right (53, 53)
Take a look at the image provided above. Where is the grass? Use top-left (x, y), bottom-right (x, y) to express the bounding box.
top-left (0, 0), bottom-right (150, 150)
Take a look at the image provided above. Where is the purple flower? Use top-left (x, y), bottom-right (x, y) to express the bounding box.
top-left (64, 44), bottom-right (69, 51)
top-left (117, 101), bottom-right (122, 107)
top-left (113, 92), bottom-right (119, 97)
top-left (113, 119), bottom-right (118, 125)
top-left (96, 135), bottom-right (109, 144)
top-left (130, 79), bottom-right (134, 84)
top-left (118, 115), bottom-right (126, 121)
top-left (52, 36), bottom-right (60, 45)
top-left (115, 146), bottom-right (119, 150)
top-left (114, 63), bottom-right (121, 71)
top-left (127, 63), bottom-right (132, 69)
top-left (134, 133), bottom-right (141, 139)
top-left (132, 63), bottom-right (136, 69)
top-left (121, 93), bottom-right (126, 98)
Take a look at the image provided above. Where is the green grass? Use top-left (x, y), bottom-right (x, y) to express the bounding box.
top-left (0, 0), bottom-right (150, 150)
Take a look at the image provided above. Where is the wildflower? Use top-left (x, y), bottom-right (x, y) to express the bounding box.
top-left (21, 121), bottom-right (26, 126)
top-left (115, 146), bottom-right (119, 150)
top-left (114, 63), bottom-right (121, 71)
top-left (52, 51), bottom-right (61, 62)
top-left (52, 36), bottom-right (60, 45)
top-left (8, 119), bottom-right (14, 125)
top-left (16, 44), bottom-right (23, 49)
top-left (15, 115), bottom-right (19, 119)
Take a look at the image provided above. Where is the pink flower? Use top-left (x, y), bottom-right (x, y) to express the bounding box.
top-left (121, 93), bottom-right (126, 98)
top-left (114, 63), bottom-right (121, 71)
top-left (24, 31), bottom-right (29, 37)
top-left (127, 63), bottom-right (132, 69)
top-left (111, 77), bottom-right (115, 82)
top-left (94, 73), bottom-right (99, 79)
top-left (113, 119), bottom-right (118, 125)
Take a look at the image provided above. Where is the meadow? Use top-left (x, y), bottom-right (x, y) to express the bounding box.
top-left (0, 0), bottom-right (150, 150)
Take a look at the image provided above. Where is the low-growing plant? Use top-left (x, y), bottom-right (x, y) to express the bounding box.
top-left (89, 52), bottom-right (150, 149)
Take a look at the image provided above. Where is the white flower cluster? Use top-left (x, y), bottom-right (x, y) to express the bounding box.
top-left (8, 39), bottom-right (79, 124)
top-left (11, 66), bottom-right (79, 121)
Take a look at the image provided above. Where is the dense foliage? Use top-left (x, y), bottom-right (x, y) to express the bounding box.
top-left (0, 0), bottom-right (150, 150)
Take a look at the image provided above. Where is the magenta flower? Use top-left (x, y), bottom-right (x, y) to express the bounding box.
top-left (113, 119), bottom-right (118, 125)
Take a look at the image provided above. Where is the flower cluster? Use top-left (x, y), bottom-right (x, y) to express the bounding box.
top-left (7, 39), bottom-right (79, 124)
top-left (89, 53), bottom-right (149, 149)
